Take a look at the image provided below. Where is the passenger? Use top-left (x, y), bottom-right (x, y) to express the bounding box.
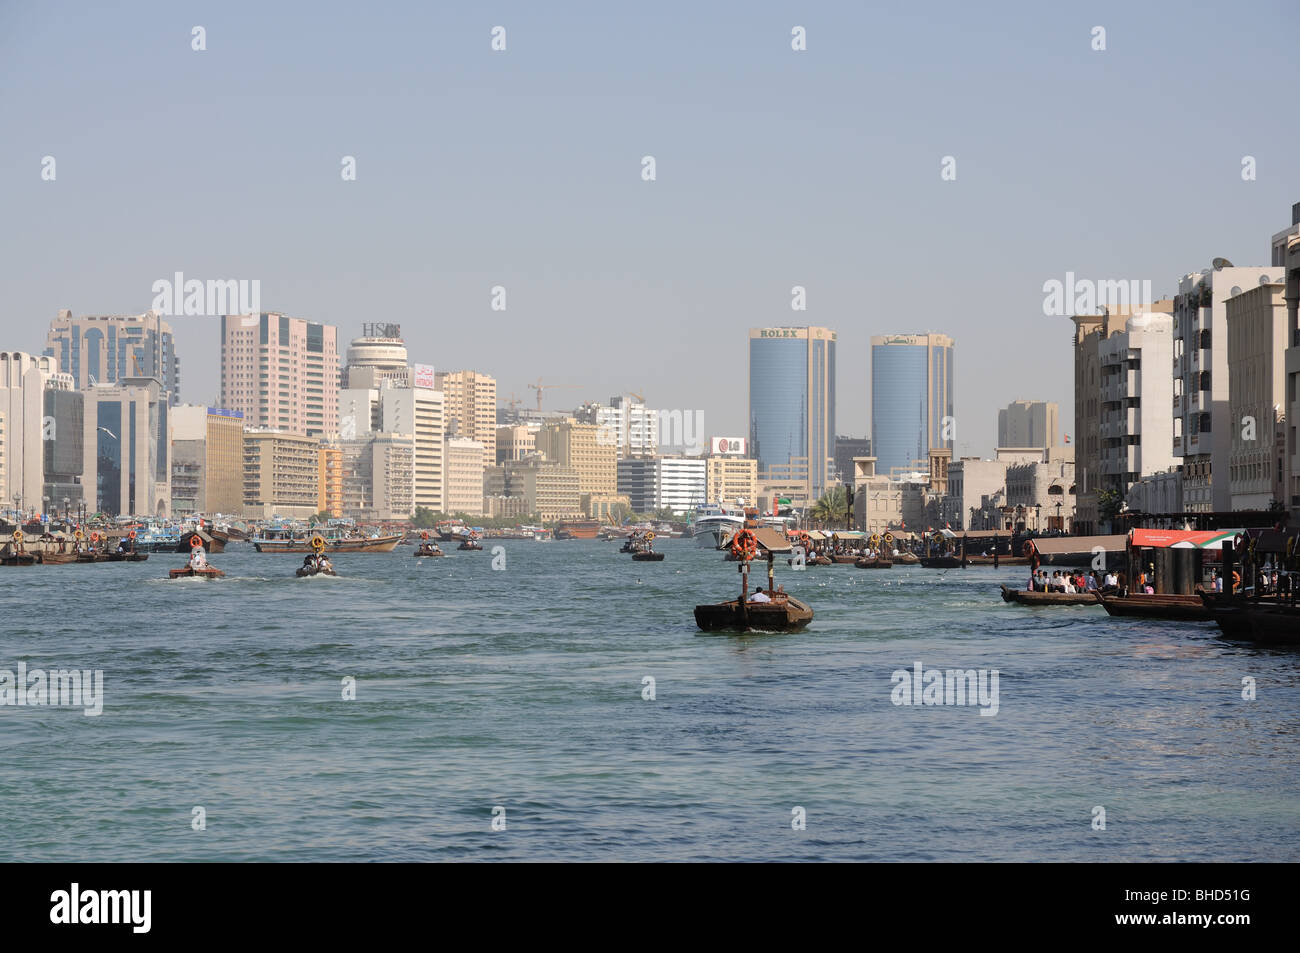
top-left (748, 585), bottom-right (772, 604)
top-left (189, 547), bottom-right (207, 570)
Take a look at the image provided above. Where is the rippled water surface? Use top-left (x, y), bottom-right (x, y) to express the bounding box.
top-left (2, 540), bottom-right (1297, 861)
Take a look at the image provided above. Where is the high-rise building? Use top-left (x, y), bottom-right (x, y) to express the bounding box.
top-left (870, 333), bottom-right (953, 476)
top-left (436, 370), bottom-right (497, 467)
top-left (170, 406), bottom-right (245, 516)
top-left (318, 445), bottom-right (343, 518)
top-left (536, 418), bottom-right (617, 508)
top-left (1225, 282), bottom-right (1287, 510)
top-left (1099, 313), bottom-right (1176, 499)
top-left (42, 376), bottom-right (84, 516)
top-left (1270, 203), bottom-right (1300, 522)
top-left (576, 397), bottom-right (659, 458)
top-left (832, 436), bottom-right (870, 485)
top-left (344, 323), bottom-right (410, 389)
top-left (706, 456), bottom-right (758, 506)
top-left (220, 313), bottom-right (339, 438)
top-left (82, 377), bottom-right (171, 517)
top-left (748, 326), bottom-right (837, 503)
top-left (44, 310), bottom-right (180, 405)
top-left (1, 352), bottom-right (62, 516)
top-left (997, 401), bottom-right (1059, 450)
top-left (242, 429), bottom-right (321, 519)
top-left (1172, 264), bottom-right (1278, 512)
top-left (496, 424), bottom-right (538, 464)
top-left (343, 379), bottom-right (445, 513)
top-left (445, 437), bottom-right (485, 515)
top-left (656, 457), bottom-right (707, 514)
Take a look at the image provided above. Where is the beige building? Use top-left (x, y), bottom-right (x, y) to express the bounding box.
top-left (338, 433), bottom-right (413, 521)
top-left (1004, 447), bottom-right (1076, 533)
top-left (1225, 282), bottom-right (1287, 510)
top-left (1071, 300), bottom-right (1173, 534)
top-left (242, 429), bottom-right (321, 519)
top-left (488, 459), bottom-right (581, 522)
top-left (535, 419), bottom-right (617, 504)
top-left (998, 400), bottom-right (1059, 450)
top-left (849, 456), bottom-right (929, 535)
top-left (220, 313), bottom-right (339, 438)
top-left (706, 456), bottom-right (758, 505)
top-left (170, 405), bottom-right (245, 515)
top-left (445, 437), bottom-right (485, 515)
top-left (1277, 208), bottom-right (1300, 522)
top-left (436, 369), bottom-right (497, 466)
top-left (496, 424), bottom-right (538, 464)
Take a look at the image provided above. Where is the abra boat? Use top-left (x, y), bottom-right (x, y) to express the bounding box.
top-left (894, 552), bottom-right (920, 565)
top-left (694, 529), bottom-right (812, 632)
top-left (1000, 584), bottom-right (1100, 607)
top-left (252, 528), bottom-right (401, 553)
top-left (296, 564), bottom-right (338, 577)
top-left (1199, 594), bottom-right (1300, 644)
top-left (458, 537), bottom-right (484, 551)
top-left (169, 566), bottom-right (224, 579)
top-left (854, 557), bottom-right (893, 569)
top-left (1097, 592), bottom-right (1213, 622)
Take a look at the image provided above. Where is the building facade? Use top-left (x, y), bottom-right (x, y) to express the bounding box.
top-left (1099, 312), bottom-right (1176, 499)
top-left (997, 400), bottom-right (1058, 451)
top-left (242, 429), bottom-right (320, 519)
top-left (436, 370), bottom-right (497, 467)
top-left (870, 332), bottom-right (953, 475)
top-left (706, 456), bottom-right (758, 505)
top-left (748, 326), bottom-right (837, 502)
top-left (344, 323), bottom-right (411, 389)
top-left (536, 419), bottom-right (617, 507)
top-left (82, 377), bottom-right (171, 517)
top-left (220, 313), bottom-right (339, 438)
top-left (1225, 282), bottom-right (1287, 511)
top-left (44, 310), bottom-right (180, 405)
top-left (1, 351), bottom-right (61, 517)
top-left (445, 437), bottom-right (485, 515)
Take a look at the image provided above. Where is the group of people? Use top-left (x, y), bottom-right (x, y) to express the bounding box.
top-left (1027, 569), bottom-right (1124, 595)
top-left (302, 552), bottom-right (334, 574)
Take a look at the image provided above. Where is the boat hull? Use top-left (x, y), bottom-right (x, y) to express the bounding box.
top-left (694, 596), bottom-right (814, 632)
top-left (252, 534), bottom-right (402, 553)
top-left (1098, 593), bottom-right (1212, 622)
top-left (854, 558), bottom-right (893, 569)
top-left (1000, 585), bottom-right (1100, 606)
top-left (169, 567), bottom-right (225, 579)
top-left (631, 551), bottom-right (664, 561)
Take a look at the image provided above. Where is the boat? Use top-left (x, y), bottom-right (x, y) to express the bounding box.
top-left (1097, 592), bottom-right (1213, 622)
top-left (458, 537), bottom-right (484, 551)
top-left (173, 530), bottom-right (225, 554)
top-left (894, 552), bottom-right (920, 565)
top-left (169, 566), bottom-right (225, 579)
top-left (296, 564), bottom-right (338, 577)
top-left (434, 519), bottom-right (468, 541)
top-left (920, 555), bottom-right (967, 568)
top-left (964, 555), bottom-right (1030, 567)
top-left (1199, 594), bottom-right (1300, 644)
top-left (1000, 584), bottom-right (1100, 607)
top-left (1, 552), bottom-right (41, 566)
top-left (854, 557), bottom-right (893, 569)
top-left (632, 550), bottom-right (665, 561)
top-left (105, 551), bottom-right (149, 562)
top-left (695, 528), bottom-right (812, 632)
top-left (691, 502), bottom-right (747, 549)
top-left (554, 519), bottom-right (602, 540)
top-left (252, 529), bottom-right (402, 553)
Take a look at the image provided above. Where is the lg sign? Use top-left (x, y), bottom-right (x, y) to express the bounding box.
top-left (711, 437), bottom-right (747, 455)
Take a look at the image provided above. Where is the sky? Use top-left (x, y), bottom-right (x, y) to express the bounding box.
top-left (2, 0), bottom-right (1297, 457)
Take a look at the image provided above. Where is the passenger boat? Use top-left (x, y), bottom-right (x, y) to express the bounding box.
top-left (1199, 594), bottom-right (1300, 644)
top-left (920, 556), bottom-right (967, 568)
top-left (1000, 585), bottom-right (1100, 607)
top-left (252, 527), bottom-right (401, 553)
top-left (105, 551), bottom-right (149, 562)
top-left (169, 566), bottom-right (225, 579)
top-left (434, 519), bottom-right (468, 541)
top-left (458, 537), bottom-right (484, 551)
top-left (691, 502), bottom-right (747, 549)
top-left (414, 543), bottom-right (445, 557)
top-left (173, 530), bottom-right (225, 553)
top-left (1, 551), bottom-right (41, 566)
top-left (1097, 592), bottom-right (1213, 622)
top-left (854, 557), bottom-right (893, 569)
top-left (632, 550), bottom-right (665, 561)
top-left (296, 564), bottom-right (338, 577)
top-left (554, 519), bottom-right (602, 539)
top-left (695, 528), bottom-right (812, 632)
top-left (894, 552), bottom-right (921, 565)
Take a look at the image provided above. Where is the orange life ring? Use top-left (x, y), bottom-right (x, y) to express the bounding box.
top-left (1231, 571), bottom-right (1241, 590)
top-left (90, 532), bottom-right (100, 543)
top-left (730, 529), bottom-right (759, 560)
top-left (421, 531), bottom-right (429, 540)
top-left (128, 530), bottom-right (137, 540)
top-left (1022, 540), bottom-right (1036, 557)
top-left (190, 535), bottom-right (203, 548)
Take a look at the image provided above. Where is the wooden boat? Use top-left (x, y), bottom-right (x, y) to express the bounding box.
top-left (920, 555), bottom-right (967, 568)
top-left (894, 552), bottom-right (920, 565)
top-left (173, 532), bottom-right (225, 554)
top-left (1000, 584), bottom-right (1099, 607)
top-left (631, 550), bottom-right (664, 561)
top-left (809, 555), bottom-right (833, 566)
top-left (40, 552), bottom-right (80, 565)
top-left (1097, 592), bottom-right (1212, 622)
top-left (169, 566), bottom-right (225, 579)
top-left (252, 533), bottom-right (402, 553)
top-left (413, 544), bottom-right (445, 557)
top-left (831, 554), bottom-right (859, 564)
top-left (554, 519), bottom-right (602, 539)
top-left (1, 552), bottom-right (41, 566)
top-left (696, 529), bottom-right (812, 632)
top-left (1199, 593), bottom-right (1300, 644)
top-left (105, 550), bottom-right (149, 562)
top-left (458, 539), bottom-right (483, 551)
top-left (964, 555), bottom-right (1030, 567)
top-left (854, 557), bottom-right (893, 569)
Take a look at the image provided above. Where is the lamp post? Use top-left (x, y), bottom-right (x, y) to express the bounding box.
top-left (1055, 500), bottom-right (1063, 532)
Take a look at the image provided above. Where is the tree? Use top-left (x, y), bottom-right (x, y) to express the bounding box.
top-left (810, 487), bottom-right (848, 527)
top-left (311, 510), bottom-right (332, 525)
top-left (411, 507), bottom-right (439, 528)
top-left (1096, 488), bottom-right (1122, 526)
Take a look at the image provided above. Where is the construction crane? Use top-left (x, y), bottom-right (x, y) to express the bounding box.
top-left (528, 378), bottom-right (581, 412)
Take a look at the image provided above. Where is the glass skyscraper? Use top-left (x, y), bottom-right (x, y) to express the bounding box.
top-left (870, 333), bottom-right (954, 475)
top-left (748, 326), bottom-right (836, 502)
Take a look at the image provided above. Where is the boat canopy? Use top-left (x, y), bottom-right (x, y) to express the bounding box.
top-left (752, 528), bottom-right (794, 553)
top-left (1131, 528), bottom-right (1243, 550)
top-left (805, 530), bottom-right (828, 541)
top-left (1244, 528), bottom-right (1296, 553)
top-left (1031, 534), bottom-right (1127, 555)
top-left (831, 531), bottom-right (865, 539)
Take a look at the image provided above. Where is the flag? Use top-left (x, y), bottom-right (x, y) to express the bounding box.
top-left (1064, 433), bottom-right (1071, 444)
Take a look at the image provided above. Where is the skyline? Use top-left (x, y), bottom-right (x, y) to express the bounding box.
top-left (3, 1), bottom-right (1298, 455)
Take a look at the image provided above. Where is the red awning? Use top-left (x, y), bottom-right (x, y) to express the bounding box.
top-left (1129, 529), bottom-right (1235, 549)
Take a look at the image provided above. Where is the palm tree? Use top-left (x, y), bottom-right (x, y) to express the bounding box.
top-left (810, 487), bottom-right (848, 528)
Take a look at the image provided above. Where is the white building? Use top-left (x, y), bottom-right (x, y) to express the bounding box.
top-left (1225, 282), bottom-right (1287, 511)
top-left (1173, 263), bottom-right (1281, 511)
top-left (1005, 447), bottom-right (1076, 533)
top-left (1099, 311), bottom-right (1177, 500)
top-left (578, 397), bottom-right (659, 458)
top-left (656, 457), bottom-right (706, 513)
top-left (0, 351), bottom-right (59, 517)
top-left (341, 379), bottom-right (445, 512)
top-left (445, 437), bottom-right (485, 515)
top-left (942, 449), bottom-right (1043, 531)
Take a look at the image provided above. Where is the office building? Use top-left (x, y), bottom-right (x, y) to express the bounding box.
top-left (44, 310), bottom-right (180, 405)
top-left (1, 352), bottom-right (62, 516)
top-left (1225, 282), bottom-right (1287, 510)
top-left (220, 312), bottom-right (339, 438)
top-left (82, 377), bottom-right (171, 517)
top-left (870, 333), bottom-right (953, 475)
top-left (1099, 312), bottom-right (1177, 498)
top-left (343, 323), bottom-right (411, 389)
top-left (536, 418), bottom-right (617, 506)
top-left (170, 405), bottom-right (245, 516)
top-left (997, 401), bottom-right (1058, 451)
top-left (436, 369), bottom-right (497, 466)
top-left (242, 429), bottom-right (321, 519)
top-left (445, 437), bottom-right (485, 515)
top-left (748, 326), bottom-right (837, 501)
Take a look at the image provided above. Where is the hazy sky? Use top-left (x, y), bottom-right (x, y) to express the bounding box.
top-left (3, 0), bottom-right (1297, 455)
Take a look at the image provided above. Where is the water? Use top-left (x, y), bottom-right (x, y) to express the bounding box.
top-left (2, 540), bottom-right (1297, 862)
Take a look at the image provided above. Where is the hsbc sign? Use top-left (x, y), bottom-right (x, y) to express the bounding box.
top-left (710, 437), bottom-right (747, 456)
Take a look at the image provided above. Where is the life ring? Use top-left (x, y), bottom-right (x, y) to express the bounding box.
top-left (189, 535), bottom-right (203, 549)
top-left (74, 529), bottom-right (83, 540)
top-left (883, 532), bottom-right (894, 545)
top-left (869, 533), bottom-right (880, 547)
top-left (421, 531), bottom-right (429, 540)
top-left (1232, 570), bottom-right (1242, 591)
top-left (1022, 540), bottom-right (1036, 557)
top-left (730, 529), bottom-right (758, 561)
top-left (645, 531), bottom-right (655, 541)
top-left (11, 530), bottom-right (22, 543)
top-left (128, 530), bottom-right (137, 540)
top-left (310, 535), bottom-right (327, 553)
top-left (931, 531), bottom-right (944, 543)
top-left (90, 532), bottom-right (100, 543)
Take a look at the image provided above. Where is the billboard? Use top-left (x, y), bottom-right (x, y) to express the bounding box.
top-left (710, 436), bottom-right (747, 456)
top-left (413, 363), bottom-right (436, 389)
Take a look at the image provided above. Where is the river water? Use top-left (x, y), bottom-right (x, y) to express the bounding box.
top-left (1, 539), bottom-right (1296, 861)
